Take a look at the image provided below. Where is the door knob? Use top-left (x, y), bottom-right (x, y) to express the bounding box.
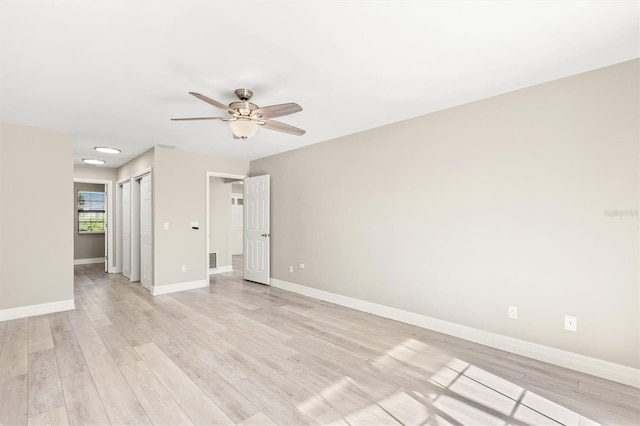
top-left (261, 233), bottom-right (270, 237)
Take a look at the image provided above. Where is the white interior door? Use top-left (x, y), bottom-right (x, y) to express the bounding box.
top-left (121, 181), bottom-right (131, 278)
top-left (130, 179), bottom-right (140, 282)
top-left (244, 175), bottom-right (270, 284)
top-left (140, 174), bottom-right (152, 290)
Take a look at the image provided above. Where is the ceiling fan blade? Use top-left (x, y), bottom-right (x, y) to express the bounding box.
top-left (261, 119), bottom-right (306, 136)
top-left (170, 117), bottom-right (226, 121)
top-left (189, 92), bottom-right (236, 114)
top-left (253, 103), bottom-right (302, 119)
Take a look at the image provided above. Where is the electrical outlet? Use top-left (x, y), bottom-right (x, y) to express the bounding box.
top-left (289, 265), bottom-right (293, 273)
top-left (182, 265), bottom-right (187, 272)
top-left (508, 306), bottom-right (518, 319)
top-left (564, 315), bottom-right (577, 331)
top-left (298, 263), bottom-right (305, 269)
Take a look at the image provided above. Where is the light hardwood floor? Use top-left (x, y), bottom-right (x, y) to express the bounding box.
top-left (1, 258), bottom-right (638, 425)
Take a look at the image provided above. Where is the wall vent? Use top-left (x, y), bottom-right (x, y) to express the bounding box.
top-left (209, 252), bottom-right (218, 269)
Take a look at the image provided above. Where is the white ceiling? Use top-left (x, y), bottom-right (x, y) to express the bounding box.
top-left (1, 1), bottom-right (638, 168)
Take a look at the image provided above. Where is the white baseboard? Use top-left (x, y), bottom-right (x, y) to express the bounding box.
top-left (209, 265), bottom-right (233, 275)
top-left (151, 279), bottom-right (208, 296)
top-left (0, 299), bottom-right (75, 322)
top-left (73, 257), bottom-right (105, 265)
top-left (270, 278), bottom-right (640, 388)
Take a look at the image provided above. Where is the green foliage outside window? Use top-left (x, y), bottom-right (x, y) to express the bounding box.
top-left (78, 191), bottom-right (106, 233)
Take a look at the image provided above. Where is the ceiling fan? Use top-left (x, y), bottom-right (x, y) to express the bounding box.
top-left (171, 89), bottom-right (305, 140)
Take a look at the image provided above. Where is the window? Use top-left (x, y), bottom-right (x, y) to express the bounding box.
top-left (78, 191), bottom-right (106, 233)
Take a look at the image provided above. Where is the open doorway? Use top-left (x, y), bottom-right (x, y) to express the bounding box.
top-left (206, 172), bottom-right (246, 276)
top-left (73, 178), bottom-right (114, 272)
top-left (230, 183), bottom-right (244, 272)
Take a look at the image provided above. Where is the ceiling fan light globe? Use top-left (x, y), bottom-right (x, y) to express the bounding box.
top-left (229, 119), bottom-right (258, 139)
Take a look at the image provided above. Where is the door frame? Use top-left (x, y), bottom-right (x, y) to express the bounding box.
top-left (73, 177), bottom-right (114, 273)
top-left (206, 171), bottom-right (247, 274)
top-left (231, 193), bottom-right (244, 255)
top-left (138, 173), bottom-right (153, 291)
top-left (115, 177), bottom-right (129, 274)
top-left (131, 167), bottom-right (152, 284)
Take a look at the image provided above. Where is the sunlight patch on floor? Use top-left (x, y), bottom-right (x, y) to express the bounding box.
top-left (378, 391), bottom-right (430, 425)
top-left (295, 338), bottom-right (602, 425)
top-left (343, 404), bottom-right (402, 425)
top-left (428, 354), bottom-right (600, 426)
top-left (297, 377), bottom-right (357, 417)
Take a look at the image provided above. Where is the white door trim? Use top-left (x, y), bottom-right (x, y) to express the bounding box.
top-left (120, 180), bottom-right (132, 279)
top-left (73, 177), bottom-right (114, 273)
top-left (132, 167), bottom-right (152, 180)
top-left (128, 167), bottom-right (153, 284)
top-left (114, 180), bottom-right (126, 273)
top-left (119, 167), bottom-right (153, 286)
top-left (206, 172), bottom-right (247, 274)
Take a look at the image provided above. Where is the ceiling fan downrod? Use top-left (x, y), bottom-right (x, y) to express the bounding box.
top-left (234, 89), bottom-right (253, 101)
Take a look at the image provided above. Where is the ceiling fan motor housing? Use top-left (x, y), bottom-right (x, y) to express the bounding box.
top-left (234, 88), bottom-right (253, 101)
top-left (229, 101), bottom-right (258, 116)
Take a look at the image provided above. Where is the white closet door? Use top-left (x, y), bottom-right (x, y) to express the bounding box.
top-left (122, 181), bottom-right (131, 279)
top-left (140, 174), bottom-right (152, 290)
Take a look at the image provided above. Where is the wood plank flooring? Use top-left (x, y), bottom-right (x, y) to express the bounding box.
top-left (1, 257), bottom-right (638, 425)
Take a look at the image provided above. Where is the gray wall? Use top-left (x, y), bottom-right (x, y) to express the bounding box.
top-left (250, 59), bottom-right (639, 368)
top-left (75, 165), bottom-right (118, 182)
top-left (73, 182), bottom-right (105, 260)
top-left (154, 147), bottom-right (249, 287)
top-left (0, 122), bottom-right (74, 310)
top-left (116, 148), bottom-right (154, 182)
top-left (112, 146), bottom-right (249, 288)
top-left (209, 177), bottom-right (232, 268)
top-left (232, 183), bottom-right (244, 194)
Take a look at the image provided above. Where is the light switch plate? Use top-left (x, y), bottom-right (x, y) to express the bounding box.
top-left (564, 315), bottom-right (577, 332)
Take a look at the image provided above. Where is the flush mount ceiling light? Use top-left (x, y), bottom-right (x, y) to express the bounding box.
top-left (94, 147), bottom-right (121, 154)
top-left (83, 158), bottom-right (106, 165)
top-left (229, 118), bottom-right (258, 140)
